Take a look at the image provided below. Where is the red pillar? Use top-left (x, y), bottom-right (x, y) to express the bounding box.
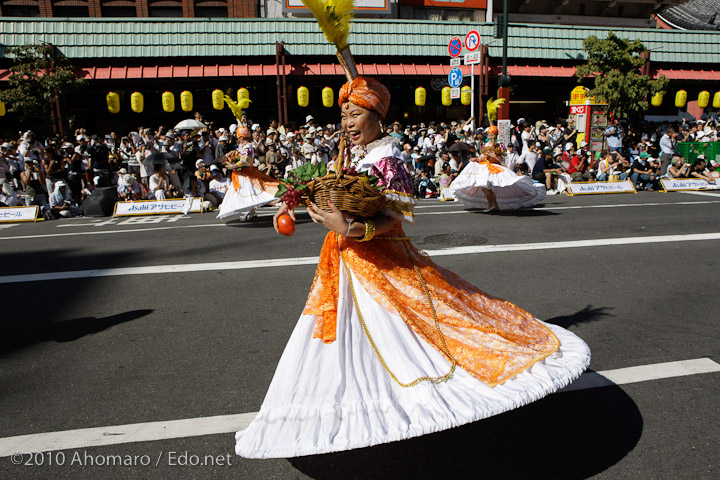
top-left (39, 0), bottom-right (52, 17)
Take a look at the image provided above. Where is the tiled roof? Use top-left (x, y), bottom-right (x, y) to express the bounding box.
top-left (657, 0), bottom-right (720, 30)
top-left (0, 17), bottom-right (719, 64)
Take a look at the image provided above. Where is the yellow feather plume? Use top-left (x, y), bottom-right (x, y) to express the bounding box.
top-left (302, 0), bottom-right (355, 51)
top-left (486, 97), bottom-right (506, 123)
top-left (223, 95), bottom-right (245, 121)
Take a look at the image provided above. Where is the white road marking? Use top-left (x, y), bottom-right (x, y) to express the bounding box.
top-left (1, 199), bottom-right (718, 240)
top-left (0, 224), bottom-right (18, 230)
top-left (678, 190), bottom-right (720, 197)
top-left (3, 231), bottom-right (720, 284)
top-left (1, 357), bottom-right (717, 457)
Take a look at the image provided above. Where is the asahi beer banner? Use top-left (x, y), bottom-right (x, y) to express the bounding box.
top-left (114, 198), bottom-right (203, 217)
top-left (284, 0), bottom-right (390, 13)
top-left (567, 181), bottom-right (637, 196)
top-left (660, 178), bottom-right (720, 192)
top-left (0, 206), bottom-right (39, 222)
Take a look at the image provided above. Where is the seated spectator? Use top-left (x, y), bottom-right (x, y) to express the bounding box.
top-left (415, 170), bottom-right (438, 198)
top-left (195, 159), bottom-right (212, 185)
top-left (689, 156), bottom-right (716, 184)
top-left (130, 171), bottom-right (148, 199)
top-left (117, 173), bottom-right (143, 201)
top-left (49, 181), bottom-right (83, 218)
top-left (0, 178), bottom-right (22, 207)
top-left (209, 166), bottom-right (230, 204)
top-left (532, 150), bottom-right (563, 194)
top-left (569, 150), bottom-right (593, 182)
top-left (183, 173), bottom-right (216, 209)
top-left (597, 152), bottom-right (627, 181)
top-left (630, 152), bottom-right (656, 190)
top-left (148, 164), bottom-right (170, 200)
top-left (666, 157), bottom-right (691, 179)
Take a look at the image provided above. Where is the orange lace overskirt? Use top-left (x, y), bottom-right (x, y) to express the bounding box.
top-left (303, 225), bottom-right (560, 387)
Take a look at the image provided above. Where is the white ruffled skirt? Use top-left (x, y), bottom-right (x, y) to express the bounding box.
top-left (235, 265), bottom-right (590, 458)
top-left (450, 162), bottom-right (546, 210)
top-left (216, 174), bottom-right (277, 220)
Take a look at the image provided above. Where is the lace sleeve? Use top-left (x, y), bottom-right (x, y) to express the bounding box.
top-left (371, 156), bottom-right (416, 223)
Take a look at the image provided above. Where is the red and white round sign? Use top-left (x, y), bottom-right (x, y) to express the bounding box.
top-left (465, 30), bottom-right (480, 52)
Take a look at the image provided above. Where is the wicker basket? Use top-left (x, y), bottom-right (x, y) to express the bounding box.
top-left (301, 138), bottom-right (386, 218)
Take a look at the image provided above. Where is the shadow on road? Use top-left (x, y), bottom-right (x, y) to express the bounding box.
top-left (465, 208), bottom-right (558, 217)
top-left (0, 249), bottom-right (149, 353)
top-left (225, 212), bottom-right (314, 229)
top-left (289, 384), bottom-right (643, 479)
top-left (547, 305), bottom-right (612, 329)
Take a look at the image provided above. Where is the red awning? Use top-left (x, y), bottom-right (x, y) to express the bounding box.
top-left (654, 68), bottom-right (720, 81)
top-left (1, 63), bottom-right (717, 81)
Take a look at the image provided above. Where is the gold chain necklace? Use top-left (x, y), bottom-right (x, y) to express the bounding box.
top-left (338, 235), bottom-right (457, 388)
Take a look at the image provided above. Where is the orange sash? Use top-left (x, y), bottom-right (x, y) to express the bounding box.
top-left (231, 166), bottom-right (280, 192)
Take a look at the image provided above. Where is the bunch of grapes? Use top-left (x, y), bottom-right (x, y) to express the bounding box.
top-left (281, 186), bottom-right (303, 210)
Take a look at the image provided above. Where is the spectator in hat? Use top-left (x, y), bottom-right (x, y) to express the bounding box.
top-left (666, 155), bottom-right (691, 179)
top-left (630, 151), bottom-right (656, 190)
top-left (117, 173), bottom-right (142, 201)
top-left (49, 181), bottom-right (82, 218)
top-left (532, 149), bottom-right (563, 194)
top-left (208, 166), bottom-right (230, 204)
top-left (305, 115), bottom-right (315, 127)
top-left (195, 159), bottom-right (212, 186)
top-left (215, 134), bottom-right (231, 161)
top-left (390, 122), bottom-right (404, 142)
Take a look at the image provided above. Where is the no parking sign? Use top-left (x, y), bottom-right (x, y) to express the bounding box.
top-left (448, 37), bottom-right (463, 58)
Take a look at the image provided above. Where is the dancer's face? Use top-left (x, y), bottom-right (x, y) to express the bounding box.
top-left (341, 102), bottom-right (382, 146)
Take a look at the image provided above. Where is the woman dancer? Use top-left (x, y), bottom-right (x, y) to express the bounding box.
top-left (234, 75), bottom-right (590, 458)
top-left (450, 142), bottom-right (546, 213)
top-left (216, 126), bottom-right (281, 221)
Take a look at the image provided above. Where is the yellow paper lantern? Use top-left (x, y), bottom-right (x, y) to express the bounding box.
top-left (237, 88), bottom-right (249, 103)
top-left (461, 86), bottom-right (471, 106)
top-left (441, 86), bottom-right (452, 107)
top-left (322, 87), bottom-right (333, 108)
top-left (415, 87), bottom-right (426, 107)
top-left (713, 91), bottom-right (720, 109)
top-left (651, 92), bottom-right (664, 107)
top-left (180, 91), bottom-right (193, 112)
top-left (106, 92), bottom-right (120, 114)
top-left (698, 90), bottom-right (710, 109)
top-left (297, 86), bottom-right (309, 107)
top-left (0, 101), bottom-right (5, 116)
top-left (238, 98), bottom-right (251, 110)
top-left (130, 92), bottom-right (143, 113)
top-left (162, 91), bottom-right (175, 113)
top-left (675, 89), bottom-right (687, 108)
top-left (212, 89), bottom-right (224, 110)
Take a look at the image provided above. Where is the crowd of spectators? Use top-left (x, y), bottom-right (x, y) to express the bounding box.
top-left (1, 111), bottom-right (719, 218)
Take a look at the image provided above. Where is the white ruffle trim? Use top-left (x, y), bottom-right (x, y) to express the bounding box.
top-left (235, 266), bottom-right (590, 458)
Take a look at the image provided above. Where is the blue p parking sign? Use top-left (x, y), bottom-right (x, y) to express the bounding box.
top-left (448, 67), bottom-right (463, 88)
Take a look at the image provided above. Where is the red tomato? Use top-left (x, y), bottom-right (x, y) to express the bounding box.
top-left (277, 214), bottom-right (295, 236)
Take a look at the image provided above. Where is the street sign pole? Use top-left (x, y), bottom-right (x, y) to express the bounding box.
top-left (470, 64), bottom-right (475, 130)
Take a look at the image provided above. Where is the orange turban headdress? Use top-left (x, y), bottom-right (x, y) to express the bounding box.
top-left (236, 126), bottom-right (251, 139)
top-left (339, 76), bottom-right (391, 119)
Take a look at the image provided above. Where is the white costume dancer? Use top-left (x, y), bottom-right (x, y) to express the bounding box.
top-left (450, 144), bottom-right (545, 211)
top-left (216, 127), bottom-right (279, 221)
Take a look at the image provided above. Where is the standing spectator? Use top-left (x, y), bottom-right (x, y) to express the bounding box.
top-left (520, 122), bottom-right (534, 154)
top-left (20, 159), bottom-right (48, 212)
top-left (180, 132), bottom-right (201, 174)
top-left (18, 131), bottom-right (43, 163)
top-left (518, 142), bottom-right (540, 172)
top-left (659, 127), bottom-right (677, 175)
top-left (504, 143), bottom-right (520, 172)
top-left (215, 135), bottom-right (231, 161)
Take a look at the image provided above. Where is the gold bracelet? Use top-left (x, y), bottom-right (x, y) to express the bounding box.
top-left (357, 219), bottom-right (376, 242)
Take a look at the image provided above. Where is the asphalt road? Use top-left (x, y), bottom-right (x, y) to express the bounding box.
top-left (1, 190), bottom-right (719, 480)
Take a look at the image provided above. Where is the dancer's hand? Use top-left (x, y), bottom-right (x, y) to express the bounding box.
top-left (272, 202), bottom-right (296, 234)
top-left (307, 200), bottom-right (346, 234)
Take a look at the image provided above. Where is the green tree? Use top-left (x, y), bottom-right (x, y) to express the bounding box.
top-left (0, 43), bottom-right (86, 131)
top-left (575, 31), bottom-right (668, 120)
